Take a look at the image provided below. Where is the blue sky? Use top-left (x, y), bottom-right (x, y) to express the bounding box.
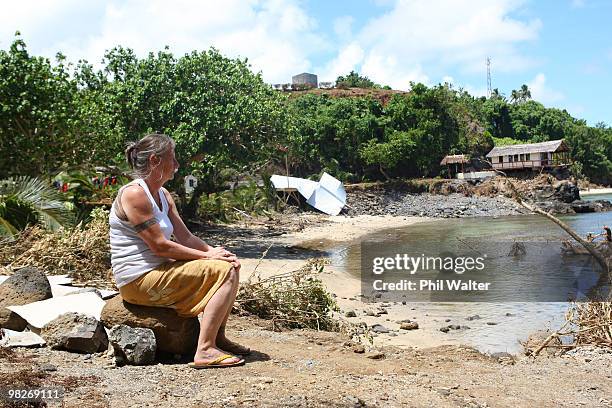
top-left (1, 0), bottom-right (611, 125)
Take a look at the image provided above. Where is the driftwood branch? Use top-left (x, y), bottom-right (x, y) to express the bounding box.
top-left (477, 158), bottom-right (610, 278)
top-left (503, 178), bottom-right (610, 277)
top-left (532, 320), bottom-right (571, 356)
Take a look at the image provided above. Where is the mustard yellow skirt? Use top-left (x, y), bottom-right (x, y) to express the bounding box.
top-left (119, 259), bottom-right (234, 317)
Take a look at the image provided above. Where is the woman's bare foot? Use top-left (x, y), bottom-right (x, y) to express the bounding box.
top-left (216, 335), bottom-right (251, 356)
top-left (194, 346), bottom-right (242, 365)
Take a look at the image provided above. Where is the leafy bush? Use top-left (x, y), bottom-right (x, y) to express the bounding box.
top-left (0, 176), bottom-right (73, 238)
top-left (197, 181), bottom-right (275, 222)
top-left (335, 71), bottom-right (380, 89)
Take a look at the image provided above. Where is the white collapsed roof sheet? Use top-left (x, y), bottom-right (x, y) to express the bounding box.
top-left (270, 172), bottom-right (346, 216)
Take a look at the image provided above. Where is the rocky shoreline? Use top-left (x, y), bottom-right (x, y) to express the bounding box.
top-left (346, 191), bottom-right (528, 218)
top-left (344, 177), bottom-right (612, 218)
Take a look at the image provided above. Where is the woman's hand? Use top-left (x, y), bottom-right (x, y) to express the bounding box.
top-left (206, 246), bottom-right (237, 264)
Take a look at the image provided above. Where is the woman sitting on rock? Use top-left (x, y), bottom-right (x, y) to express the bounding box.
top-left (109, 133), bottom-right (248, 368)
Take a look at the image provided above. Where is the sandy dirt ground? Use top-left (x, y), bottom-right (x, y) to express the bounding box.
top-left (1, 316), bottom-right (611, 408)
top-left (1, 213), bottom-right (611, 408)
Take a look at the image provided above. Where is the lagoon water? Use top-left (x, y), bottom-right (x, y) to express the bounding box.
top-left (582, 192), bottom-right (612, 203)
top-left (329, 211), bottom-right (611, 353)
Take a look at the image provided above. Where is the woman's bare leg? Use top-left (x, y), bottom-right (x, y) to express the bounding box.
top-left (215, 264), bottom-right (242, 346)
top-left (194, 267), bottom-right (241, 364)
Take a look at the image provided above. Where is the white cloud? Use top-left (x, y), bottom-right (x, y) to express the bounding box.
top-left (462, 84), bottom-right (489, 98)
top-left (527, 73), bottom-right (564, 105)
top-left (361, 53), bottom-right (429, 89)
top-left (320, 42), bottom-right (364, 82)
top-left (566, 104), bottom-right (585, 117)
top-left (323, 0), bottom-right (541, 90)
top-left (0, 0), bottom-right (543, 90)
top-left (0, 0), bottom-right (327, 83)
top-left (0, 1), bottom-right (103, 51)
top-left (571, 0), bottom-right (586, 8)
top-left (333, 16), bottom-right (354, 39)
top-left (442, 75), bottom-right (454, 84)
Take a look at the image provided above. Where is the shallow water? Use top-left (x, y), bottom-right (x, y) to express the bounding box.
top-left (327, 212), bottom-right (611, 353)
top-left (582, 192), bottom-right (612, 203)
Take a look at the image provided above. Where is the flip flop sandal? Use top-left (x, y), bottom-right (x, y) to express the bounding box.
top-left (188, 354), bottom-right (245, 369)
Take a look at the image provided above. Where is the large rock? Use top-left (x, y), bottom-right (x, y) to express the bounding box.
top-left (108, 324), bottom-right (156, 365)
top-left (553, 180), bottom-right (580, 203)
top-left (41, 312), bottom-right (108, 353)
top-left (100, 296), bottom-right (199, 355)
top-left (571, 200), bottom-right (597, 213)
top-left (0, 267), bottom-right (52, 331)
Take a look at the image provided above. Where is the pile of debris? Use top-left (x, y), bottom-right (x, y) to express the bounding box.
top-left (472, 175), bottom-right (612, 214)
top-left (0, 267), bottom-right (199, 366)
top-left (0, 208), bottom-right (111, 283)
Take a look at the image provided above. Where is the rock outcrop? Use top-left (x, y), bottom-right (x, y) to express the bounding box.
top-left (100, 296), bottom-right (199, 355)
top-left (108, 324), bottom-right (156, 365)
top-left (41, 312), bottom-right (108, 353)
top-left (0, 267), bottom-right (52, 331)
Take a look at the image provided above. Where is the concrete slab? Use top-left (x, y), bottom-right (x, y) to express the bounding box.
top-left (0, 274), bottom-right (72, 286)
top-left (6, 292), bottom-right (106, 329)
top-left (0, 328), bottom-right (46, 347)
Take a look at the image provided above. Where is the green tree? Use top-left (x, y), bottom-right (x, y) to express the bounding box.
top-left (566, 125), bottom-right (612, 185)
top-left (481, 97), bottom-right (514, 139)
top-left (359, 129), bottom-right (417, 179)
top-left (285, 94), bottom-right (386, 180)
top-left (335, 71), bottom-right (380, 89)
top-left (0, 35), bottom-right (85, 177)
top-left (76, 46), bottom-right (289, 216)
top-left (383, 83), bottom-right (460, 176)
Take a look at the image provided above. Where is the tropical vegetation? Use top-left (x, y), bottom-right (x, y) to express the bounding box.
top-left (1, 33), bottom-right (610, 233)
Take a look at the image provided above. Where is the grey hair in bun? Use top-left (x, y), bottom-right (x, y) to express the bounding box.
top-left (124, 133), bottom-right (175, 179)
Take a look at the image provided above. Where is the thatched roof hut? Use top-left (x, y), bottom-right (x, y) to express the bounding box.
top-left (440, 154), bottom-right (469, 166)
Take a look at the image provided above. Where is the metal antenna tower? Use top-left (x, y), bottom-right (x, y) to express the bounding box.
top-left (486, 57), bottom-right (492, 97)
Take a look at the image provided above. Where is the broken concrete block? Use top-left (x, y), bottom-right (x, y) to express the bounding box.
top-left (41, 312), bottom-right (108, 353)
top-left (100, 296), bottom-right (198, 355)
top-left (0, 267), bottom-right (52, 331)
top-left (108, 324), bottom-right (156, 365)
top-left (0, 328), bottom-right (46, 347)
top-left (7, 292), bottom-right (106, 329)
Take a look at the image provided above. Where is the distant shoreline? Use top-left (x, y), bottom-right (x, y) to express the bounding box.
top-left (580, 188), bottom-right (612, 196)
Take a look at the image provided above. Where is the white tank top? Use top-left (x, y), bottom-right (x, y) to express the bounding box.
top-left (109, 179), bottom-right (174, 287)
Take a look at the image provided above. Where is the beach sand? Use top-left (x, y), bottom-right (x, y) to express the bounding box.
top-left (580, 187), bottom-right (612, 196)
top-left (237, 214), bottom-right (483, 352)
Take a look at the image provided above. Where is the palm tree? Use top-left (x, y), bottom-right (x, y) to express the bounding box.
top-left (510, 85), bottom-right (532, 104)
top-left (0, 176), bottom-right (73, 238)
top-left (510, 89), bottom-right (519, 103)
top-left (520, 84), bottom-right (531, 100)
top-left (490, 88), bottom-right (506, 101)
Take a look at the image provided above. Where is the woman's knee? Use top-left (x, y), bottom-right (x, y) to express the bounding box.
top-left (227, 265), bottom-right (239, 283)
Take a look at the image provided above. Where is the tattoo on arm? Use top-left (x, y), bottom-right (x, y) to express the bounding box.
top-left (133, 217), bottom-right (159, 232)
